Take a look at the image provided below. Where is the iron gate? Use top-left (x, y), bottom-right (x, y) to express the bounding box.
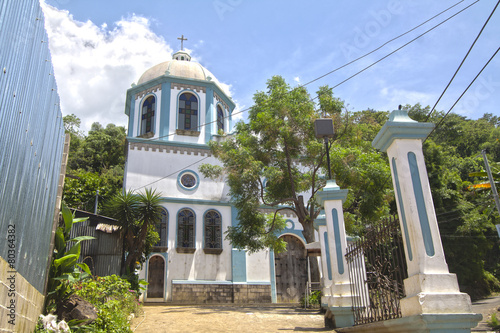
top-left (345, 216), bottom-right (408, 325)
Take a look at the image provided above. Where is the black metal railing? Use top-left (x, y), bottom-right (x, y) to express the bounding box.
top-left (345, 216), bottom-right (408, 325)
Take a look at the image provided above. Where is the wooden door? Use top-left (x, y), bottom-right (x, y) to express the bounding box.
top-left (147, 256), bottom-right (165, 298)
top-left (275, 235), bottom-right (307, 303)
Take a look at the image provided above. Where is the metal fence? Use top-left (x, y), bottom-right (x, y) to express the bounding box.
top-left (345, 216), bottom-right (408, 325)
top-left (69, 210), bottom-right (123, 276)
top-left (0, 0), bottom-right (65, 293)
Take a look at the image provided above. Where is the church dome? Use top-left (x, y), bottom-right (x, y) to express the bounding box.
top-left (137, 50), bottom-right (221, 87)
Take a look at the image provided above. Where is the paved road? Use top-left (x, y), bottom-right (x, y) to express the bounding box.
top-left (472, 295), bottom-right (500, 332)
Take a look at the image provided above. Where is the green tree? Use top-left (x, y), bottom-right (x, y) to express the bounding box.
top-left (201, 76), bottom-right (336, 256)
top-left (68, 122), bottom-right (126, 174)
top-left (104, 189), bottom-right (164, 274)
top-left (329, 144), bottom-right (392, 234)
top-left (62, 116), bottom-right (126, 213)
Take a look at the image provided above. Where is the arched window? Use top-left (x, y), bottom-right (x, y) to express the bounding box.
top-left (141, 95), bottom-right (155, 135)
top-left (178, 92), bottom-right (198, 131)
top-left (204, 210), bottom-right (222, 250)
top-left (177, 209), bottom-right (195, 249)
top-left (155, 209), bottom-right (168, 248)
top-left (217, 105), bottom-right (224, 133)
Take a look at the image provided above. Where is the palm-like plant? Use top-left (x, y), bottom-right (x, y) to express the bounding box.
top-left (105, 188), bottom-right (164, 274)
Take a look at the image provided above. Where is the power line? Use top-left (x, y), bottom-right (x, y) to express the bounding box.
top-left (425, 47), bottom-right (499, 142)
top-left (142, 0), bottom-right (476, 143)
top-left (131, 155), bottom-right (211, 192)
top-left (299, 0), bottom-right (469, 88)
top-left (425, 0), bottom-right (500, 122)
top-left (310, 0), bottom-right (480, 102)
top-left (129, 1), bottom-right (479, 189)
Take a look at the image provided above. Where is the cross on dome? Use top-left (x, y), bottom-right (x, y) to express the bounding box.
top-left (178, 35), bottom-right (187, 51)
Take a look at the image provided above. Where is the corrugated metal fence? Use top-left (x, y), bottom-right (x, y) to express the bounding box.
top-left (69, 213), bottom-right (123, 277)
top-left (0, 0), bottom-right (65, 293)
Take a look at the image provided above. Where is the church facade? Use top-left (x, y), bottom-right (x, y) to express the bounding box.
top-left (123, 47), bottom-right (310, 303)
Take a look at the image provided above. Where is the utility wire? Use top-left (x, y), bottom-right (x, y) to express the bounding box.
top-left (143, 0), bottom-right (475, 142)
top-left (130, 1), bottom-right (479, 188)
top-left (132, 156), bottom-right (210, 192)
top-left (310, 0), bottom-right (480, 102)
top-left (424, 47), bottom-right (499, 142)
top-left (425, 0), bottom-right (500, 122)
top-left (299, 0), bottom-right (468, 88)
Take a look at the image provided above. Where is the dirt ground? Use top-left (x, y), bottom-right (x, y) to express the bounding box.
top-left (130, 304), bottom-right (330, 333)
top-left (130, 295), bottom-right (500, 333)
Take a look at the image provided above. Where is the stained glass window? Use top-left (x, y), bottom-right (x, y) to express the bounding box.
top-left (178, 93), bottom-right (198, 131)
top-left (141, 95), bottom-right (155, 135)
top-left (177, 209), bottom-right (195, 248)
top-left (217, 105), bottom-right (224, 133)
top-left (181, 173), bottom-right (196, 188)
top-left (155, 209), bottom-right (168, 247)
top-left (204, 210), bottom-right (222, 249)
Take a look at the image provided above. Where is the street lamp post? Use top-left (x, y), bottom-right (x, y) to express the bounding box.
top-left (314, 118), bottom-right (335, 180)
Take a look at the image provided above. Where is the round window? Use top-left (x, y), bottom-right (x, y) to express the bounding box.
top-left (180, 173), bottom-right (197, 188)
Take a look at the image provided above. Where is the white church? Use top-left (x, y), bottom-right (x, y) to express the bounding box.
top-left (123, 41), bottom-right (312, 303)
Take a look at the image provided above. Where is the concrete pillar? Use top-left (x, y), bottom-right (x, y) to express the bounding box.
top-left (313, 211), bottom-right (332, 302)
top-left (316, 179), bottom-right (355, 328)
top-left (372, 109), bottom-right (481, 331)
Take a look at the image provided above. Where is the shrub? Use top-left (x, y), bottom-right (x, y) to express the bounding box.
top-left (300, 290), bottom-right (321, 308)
top-left (70, 275), bottom-right (141, 332)
top-left (488, 312), bottom-right (500, 330)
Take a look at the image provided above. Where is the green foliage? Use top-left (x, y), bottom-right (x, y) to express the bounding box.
top-left (488, 312), bottom-right (500, 330)
top-left (104, 188), bottom-right (165, 274)
top-left (300, 290), bottom-right (321, 308)
top-left (63, 114), bottom-right (83, 137)
top-left (469, 161), bottom-right (500, 192)
top-left (202, 76), bottom-right (343, 253)
top-left (121, 268), bottom-right (149, 295)
top-left (68, 122), bottom-right (126, 174)
top-left (401, 104), bottom-right (500, 299)
top-left (198, 164), bottom-right (224, 181)
top-left (45, 203), bottom-right (94, 314)
top-left (71, 275), bottom-right (141, 332)
top-left (62, 116), bottom-right (126, 214)
top-left (329, 144), bottom-right (392, 234)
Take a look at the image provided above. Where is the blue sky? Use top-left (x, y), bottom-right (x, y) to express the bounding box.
top-left (41, 0), bottom-right (499, 132)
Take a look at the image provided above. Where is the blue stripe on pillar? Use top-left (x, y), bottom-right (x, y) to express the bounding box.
top-left (324, 231), bottom-right (332, 280)
top-left (332, 208), bottom-right (344, 275)
top-left (392, 158), bottom-right (413, 261)
top-left (408, 152), bottom-right (435, 256)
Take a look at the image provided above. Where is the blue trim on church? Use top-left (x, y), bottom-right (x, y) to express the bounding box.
top-left (231, 249), bottom-right (247, 283)
top-left (269, 249), bottom-right (277, 303)
top-left (160, 81), bottom-right (171, 138)
top-left (205, 86), bottom-right (214, 143)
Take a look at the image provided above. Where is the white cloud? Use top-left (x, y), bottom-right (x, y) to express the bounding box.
top-left (41, 2), bottom-right (173, 132)
top-left (42, 2), bottom-right (241, 133)
top-left (379, 86), bottom-right (435, 111)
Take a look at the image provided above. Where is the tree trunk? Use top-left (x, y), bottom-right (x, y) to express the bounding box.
top-left (301, 221), bottom-right (321, 283)
top-left (121, 228), bottom-right (135, 275)
top-left (124, 221), bottom-right (150, 273)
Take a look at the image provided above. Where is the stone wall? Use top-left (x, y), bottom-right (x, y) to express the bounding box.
top-left (0, 257), bottom-right (45, 332)
top-left (233, 284), bottom-right (272, 303)
top-left (171, 283), bottom-right (271, 304)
